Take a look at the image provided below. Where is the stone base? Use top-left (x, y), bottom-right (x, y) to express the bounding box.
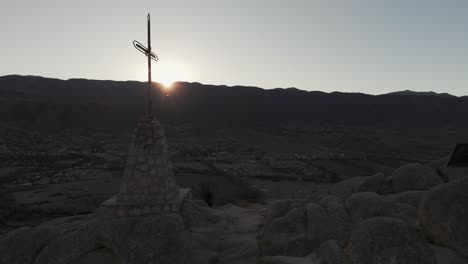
top-left (96, 188), bottom-right (191, 218)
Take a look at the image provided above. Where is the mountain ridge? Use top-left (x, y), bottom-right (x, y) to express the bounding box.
top-left (1, 74), bottom-right (462, 98)
top-left (1, 74), bottom-right (467, 133)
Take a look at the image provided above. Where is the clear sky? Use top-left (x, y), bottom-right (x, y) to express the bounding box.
top-left (1, 0), bottom-right (468, 95)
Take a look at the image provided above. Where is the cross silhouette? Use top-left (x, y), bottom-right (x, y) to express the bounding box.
top-left (133, 13), bottom-right (159, 118)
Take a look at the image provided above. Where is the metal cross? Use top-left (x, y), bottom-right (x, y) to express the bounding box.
top-left (133, 13), bottom-right (159, 118)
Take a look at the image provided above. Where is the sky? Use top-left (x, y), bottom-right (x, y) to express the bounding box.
top-left (1, 0), bottom-right (468, 95)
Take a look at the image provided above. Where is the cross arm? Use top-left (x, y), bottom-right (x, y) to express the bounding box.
top-left (133, 40), bottom-right (159, 61)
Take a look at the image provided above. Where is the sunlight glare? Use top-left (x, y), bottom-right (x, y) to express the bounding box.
top-left (132, 59), bottom-right (193, 92)
top-left (155, 61), bottom-right (192, 90)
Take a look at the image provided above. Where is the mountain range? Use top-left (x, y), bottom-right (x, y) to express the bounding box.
top-left (1, 75), bottom-right (467, 132)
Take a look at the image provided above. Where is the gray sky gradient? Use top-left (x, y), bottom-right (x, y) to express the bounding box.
top-left (1, 0), bottom-right (468, 95)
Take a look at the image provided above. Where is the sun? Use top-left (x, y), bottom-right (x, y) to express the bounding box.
top-left (133, 60), bottom-right (192, 91)
top-left (160, 80), bottom-right (173, 90)
top-left (154, 61), bottom-right (191, 90)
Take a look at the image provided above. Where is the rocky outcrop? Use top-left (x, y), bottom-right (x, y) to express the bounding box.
top-left (259, 197), bottom-right (351, 257)
top-left (427, 156), bottom-right (468, 182)
top-left (258, 162), bottom-right (462, 262)
top-left (0, 199), bottom-right (249, 264)
top-left (0, 214), bottom-right (191, 264)
top-left (0, 191), bottom-right (15, 225)
top-left (431, 245), bottom-right (468, 264)
top-left (260, 206), bottom-right (308, 257)
top-left (382, 190), bottom-right (427, 226)
top-left (384, 190), bottom-right (426, 208)
top-left (319, 240), bottom-right (348, 264)
top-left (345, 192), bottom-right (385, 225)
top-left (329, 173), bottom-right (390, 199)
top-left (344, 190), bottom-right (427, 227)
top-left (345, 217), bottom-right (435, 264)
top-left (260, 253), bottom-right (319, 264)
top-left (419, 177), bottom-right (468, 259)
top-left (306, 199), bottom-right (351, 249)
top-left (0, 225), bottom-right (61, 264)
top-left (391, 163), bottom-right (442, 192)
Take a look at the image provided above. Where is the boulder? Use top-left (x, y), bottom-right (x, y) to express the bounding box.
top-left (260, 253), bottom-right (319, 264)
top-left (345, 217), bottom-right (435, 264)
top-left (384, 190), bottom-right (426, 208)
top-left (391, 163), bottom-right (442, 192)
top-left (440, 167), bottom-right (468, 182)
top-left (426, 156), bottom-right (468, 182)
top-left (388, 203), bottom-right (419, 226)
top-left (0, 191), bottom-right (15, 223)
top-left (260, 199), bottom-right (351, 257)
top-left (344, 191), bottom-right (427, 226)
top-left (418, 177), bottom-right (468, 259)
top-left (426, 156), bottom-right (449, 170)
top-left (263, 200), bottom-right (296, 228)
top-left (358, 172), bottom-right (391, 194)
top-left (180, 198), bottom-right (230, 230)
top-left (260, 207), bottom-right (307, 257)
top-left (305, 201), bottom-right (351, 250)
top-left (69, 248), bottom-right (116, 264)
top-left (431, 244), bottom-right (468, 264)
top-left (0, 214), bottom-right (192, 264)
top-left (0, 226), bottom-right (61, 264)
top-left (319, 240), bottom-right (348, 264)
top-left (318, 195), bottom-right (342, 209)
top-left (345, 192), bottom-right (385, 225)
top-left (329, 173), bottom-right (389, 199)
top-left (381, 191), bottom-right (427, 226)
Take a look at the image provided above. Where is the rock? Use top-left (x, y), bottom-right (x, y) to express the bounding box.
top-left (329, 173), bottom-right (389, 199)
top-left (358, 172), bottom-right (391, 194)
top-left (381, 191), bottom-right (427, 226)
top-left (263, 200), bottom-right (295, 228)
top-left (260, 253), bottom-right (319, 264)
top-left (431, 244), bottom-right (468, 264)
top-left (426, 156), bottom-right (449, 169)
top-left (384, 190), bottom-right (426, 208)
top-left (180, 198), bottom-right (229, 230)
top-left (260, 198), bottom-right (352, 258)
top-left (344, 191), bottom-right (421, 226)
top-left (345, 192), bottom-right (385, 225)
top-left (418, 177), bottom-right (468, 259)
top-left (0, 226), bottom-right (60, 264)
top-left (345, 217), bottom-right (435, 264)
top-left (426, 156), bottom-right (468, 182)
top-left (70, 248), bottom-right (116, 264)
top-left (305, 201), bottom-right (351, 250)
top-left (391, 163), bottom-right (442, 192)
top-left (389, 203), bottom-right (420, 226)
top-left (318, 195), bottom-right (342, 209)
top-left (329, 177), bottom-right (367, 199)
top-left (260, 207), bottom-right (307, 257)
top-left (0, 191), bottom-right (15, 222)
top-left (319, 240), bottom-right (348, 264)
top-left (183, 203), bottom-right (264, 264)
top-left (0, 214), bottom-right (192, 264)
top-left (440, 167), bottom-right (468, 182)
top-left (308, 190), bottom-right (330, 203)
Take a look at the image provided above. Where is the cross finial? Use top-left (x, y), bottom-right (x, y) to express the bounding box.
top-left (133, 13), bottom-right (159, 119)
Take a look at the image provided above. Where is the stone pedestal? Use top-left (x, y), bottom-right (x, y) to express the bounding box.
top-left (98, 188), bottom-right (191, 217)
top-left (98, 117), bottom-right (190, 217)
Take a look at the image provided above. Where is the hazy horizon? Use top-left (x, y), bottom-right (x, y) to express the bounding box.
top-left (2, 0), bottom-right (468, 96)
top-left (2, 73), bottom-right (464, 97)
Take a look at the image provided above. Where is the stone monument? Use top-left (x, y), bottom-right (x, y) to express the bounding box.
top-left (98, 13), bottom-right (190, 217)
top-left (98, 116), bottom-right (190, 217)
